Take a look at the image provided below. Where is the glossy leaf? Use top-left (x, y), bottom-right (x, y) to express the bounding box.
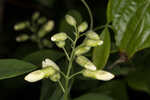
top-left (23, 49), bottom-right (64, 65)
top-left (92, 80), bottom-right (129, 100)
top-left (73, 93), bottom-right (113, 100)
top-left (107, 0), bottom-right (150, 58)
top-left (0, 59), bottom-right (38, 80)
top-left (93, 28), bottom-right (111, 69)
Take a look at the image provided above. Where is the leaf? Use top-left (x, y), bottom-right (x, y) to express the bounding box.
top-left (0, 59), bottom-right (38, 80)
top-left (48, 87), bottom-right (63, 100)
top-left (126, 67), bottom-right (150, 94)
top-left (73, 93), bottom-right (113, 100)
top-left (107, 0), bottom-right (150, 58)
top-left (93, 28), bottom-right (111, 69)
top-left (23, 49), bottom-right (64, 65)
top-left (92, 80), bottom-right (129, 100)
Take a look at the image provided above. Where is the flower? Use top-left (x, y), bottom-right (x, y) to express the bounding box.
top-left (82, 69), bottom-right (115, 81)
top-left (84, 39), bottom-right (103, 47)
top-left (25, 58), bottom-right (61, 82)
top-left (51, 32), bottom-right (68, 42)
top-left (86, 31), bottom-right (100, 40)
top-left (78, 22), bottom-right (88, 33)
top-left (65, 15), bottom-right (76, 26)
top-left (75, 45), bottom-right (91, 56)
top-left (76, 56), bottom-right (97, 71)
top-left (42, 58), bottom-right (60, 71)
top-left (24, 70), bottom-right (45, 82)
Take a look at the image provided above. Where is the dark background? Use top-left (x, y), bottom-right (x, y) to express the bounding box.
top-left (0, 0), bottom-right (150, 100)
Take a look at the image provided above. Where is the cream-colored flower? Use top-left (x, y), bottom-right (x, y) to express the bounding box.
top-left (76, 56), bottom-right (97, 71)
top-left (78, 22), bottom-right (88, 33)
top-left (82, 69), bottom-right (115, 81)
top-left (86, 31), bottom-right (100, 40)
top-left (84, 39), bottom-right (103, 47)
top-left (65, 15), bottom-right (76, 26)
top-left (24, 70), bottom-right (45, 82)
top-left (42, 58), bottom-right (60, 71)
top-left (75, 45), bottom-right (91, 56)
top-left (51, 33), bottom-right (67, 42)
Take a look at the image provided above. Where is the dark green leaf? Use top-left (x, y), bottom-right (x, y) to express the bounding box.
top-left (23, 49), bottom-right (64, 66)
top-left (126, 67), bottom-right (150, 94)
top-left (92, 80), bottom-right (129, 100)
top-left (93, 28), bottom-right (111, 69)
top-left (48, 87), bottom-right (63, 100)
top-left (107, 0), bottom-right (150, 58)
top-left (0, 59), bottom-right (38, 80)
top-left (73, 93), bottom-right (113, 100)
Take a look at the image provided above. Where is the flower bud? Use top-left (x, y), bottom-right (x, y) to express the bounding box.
top-left (24, 70), bottom-right (45, 82)
top-left (84, 39), bottom-right (103, 47)
top-left (38, 20), bottom-right (54, 38)
top-left (16, 34), bottom-right (29, 42)
top-left (76, 56), bottom-right (96, 71)
top-left (50, 73), bottom-right (61, 82)
top-left (32, 12), bottom-right (40, 21)
top-left (51, 33), bottom-right (68, 42)
top-left (42, 58), bottom-right (60, 71)
top-left (38, 17), bottom-right (47, 24)
top-left (86, 31), bottom-right (100, 40)
top-left (24, 67), bottom-right (57, 83)
top-left (44, 20), bottom-right (54, 32)
top-left (56, 41), bottom-right (65, 48)
top-left (78, 22), bottom-right (88, 33)
top-left (82, 69), bottom-right (115, 81)
top-left (65, 15), bottom-right (76, 26)
top-left (14, 21), bottom-right (29, 31)
top-left (75, 45), bottom-right (91, 56)
top-left (41, 67), bottom-right (57, 77)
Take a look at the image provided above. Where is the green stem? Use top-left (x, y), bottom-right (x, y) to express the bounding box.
top-left (94, 24), bottom-right (112, 31)
top-left (63, 47), bottom-right (70, 61)
top-left (64, 26), bottom-right (79, 100)
top-left (58, 80), bottom-right (65, 93)
top-left (81, 0), bottom-right (93, 30)
top-left (69, 70), bottom-right (83, 79)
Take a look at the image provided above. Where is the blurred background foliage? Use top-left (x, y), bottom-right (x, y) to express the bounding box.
top-left (0, 0), bottom-right (150, 100)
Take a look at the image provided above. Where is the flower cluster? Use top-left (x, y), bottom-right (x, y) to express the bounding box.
top-left (24, 14), bottom-right (114, 83)
top-left (65, 15), bottom-right (114, 81)
top-left (14, 12), bottom-right (54, 48)
top-left (25, 58), bottom-right (60, 82)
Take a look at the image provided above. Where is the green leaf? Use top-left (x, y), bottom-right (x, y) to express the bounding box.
top-left (23, 49), bottom-right (64, 65)
top-left (73, 93), bottom-right (113, 100)
top-left (126, 67), bottom-right (150, 94)
top-left (92, 80), bottom-right (129, 100)
top-left (93, 28), bottom-right (111, 69)
top-left (48, 87), bottom-right (63, 100)
top-left (107, 0), bottom-right (150, 58)
top-left (0, 59), bottom-right (38, 80)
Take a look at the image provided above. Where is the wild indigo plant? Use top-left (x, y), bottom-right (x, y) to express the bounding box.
top-left (24, 14), bottom-right (114, 100)
top-left (14, 0), bottom-right (115, 100)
